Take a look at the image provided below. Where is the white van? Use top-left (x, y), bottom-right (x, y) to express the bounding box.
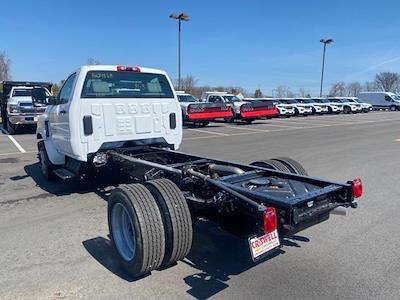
top-left (358, 92), bottom-right (400, 111)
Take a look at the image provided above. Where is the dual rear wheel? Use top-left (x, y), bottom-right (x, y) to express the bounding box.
top-left (250, 157), bottom-right (308, 176)
top-left (108, 179), bottom-right (193, 277)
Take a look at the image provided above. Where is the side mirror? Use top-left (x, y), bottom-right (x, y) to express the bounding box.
top-left (32, 88), bottom-right (48, 107)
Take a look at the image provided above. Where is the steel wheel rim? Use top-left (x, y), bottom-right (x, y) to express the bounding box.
top-left (111, 203), bottom-right (136, 261)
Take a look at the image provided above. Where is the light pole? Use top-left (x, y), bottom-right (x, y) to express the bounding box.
top-left (319, 38), bottom-right (333, 97)
top-left (169, 12), bottom-right (189, 90)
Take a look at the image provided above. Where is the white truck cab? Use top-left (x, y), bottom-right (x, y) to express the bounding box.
top-left (358, 92), bottom-right (400, 111)
top-left (2, 85), bottom-right (51, 134)
top-left (34, 65), bottom-right (182, 177)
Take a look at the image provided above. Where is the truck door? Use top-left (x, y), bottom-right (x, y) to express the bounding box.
top-left (47, 73), bottom-right (76, 154)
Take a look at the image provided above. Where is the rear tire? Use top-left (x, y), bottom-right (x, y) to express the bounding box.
top-left (250, 159), bottom-right (291, 172)
top-left (108, 184), bottom-right (165, 277)
top-left (293, 108), bottom-right (299, 116)
top-left (144, 179), bottom-right (193, 268)
top-left (343, 106), bottom-right (351, 114)
top-left (38, 141), bottom-right (55, 180)
top-left (245, 119), bottom-right (254, 124)
top-left (271, 157), bottom-right (308, 176)
top-left (200, 121), bottom-right (209, 127)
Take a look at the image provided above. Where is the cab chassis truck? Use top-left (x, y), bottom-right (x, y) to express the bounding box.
top-left (32, 65), bottom-right (362, 277)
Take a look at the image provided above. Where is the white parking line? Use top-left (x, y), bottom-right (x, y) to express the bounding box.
top-left (0, 128), bottom-right (27, 153)
top-left (257, 123), bottom-right (303, 129)
top-left (225, 125), bottom-right (271, 132)
top-left (186, 128), bottom-right (229, 136)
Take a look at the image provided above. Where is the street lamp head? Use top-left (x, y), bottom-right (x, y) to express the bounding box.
top-left (320, 38), bottom-right (334, 44)
top-left (179, 13), bottom-right (189, 21)
top-left (169, 12), bottom-right (189, 21)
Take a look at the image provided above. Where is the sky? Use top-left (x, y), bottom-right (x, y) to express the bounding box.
top-left (1, 0), bottom-right (400, 96)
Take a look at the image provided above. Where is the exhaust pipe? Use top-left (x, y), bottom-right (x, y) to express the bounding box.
top-left (208, 163), bottom-right (245, 177)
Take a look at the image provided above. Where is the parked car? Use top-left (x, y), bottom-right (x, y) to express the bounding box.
top-left (176, 91), bottom-right (232, 126)
top-left (202, 92), bottom-right (277, 123)
top-left (347, 97), bottom-right (372, 113)
top-left (312, 98), bottom-right (343, 114)
top-left (1, 81), bottom-right (52, 134)
top-left (277, 98), bottom-right (312, 116)
top-left (328, 98), bottom-right (362, 114)
top-left (358, 92), bottom-right (400, 111)
top-left (296, 98), bottom-right (329, 115)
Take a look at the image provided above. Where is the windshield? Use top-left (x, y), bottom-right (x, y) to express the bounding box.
top-left (298, 99), bottom-right (314, 103)
top-left (81, 71), bottom-right (174, 98)
top-left (12, 89), bottom-right (32, 97)
top-left (222, 95), bottom-right (241, 102)
top-left (280, 99), bottom-right (298, 104)
top-left (177, 94), bottom-right (198, 102)
top-left (393, 95), bottom-right (400, 100)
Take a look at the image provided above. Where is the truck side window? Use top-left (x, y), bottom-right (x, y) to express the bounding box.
top-left (385, 96), bottom-right (392, 102)
top-left (58, 73), bottom-right (76, 104)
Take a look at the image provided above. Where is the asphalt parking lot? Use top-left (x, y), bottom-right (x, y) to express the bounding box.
top-left (0, 111), bottom-right (399, 300)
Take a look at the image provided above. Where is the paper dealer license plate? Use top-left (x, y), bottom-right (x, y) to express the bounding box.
top-left (248, 230), bottom-right (280, 260)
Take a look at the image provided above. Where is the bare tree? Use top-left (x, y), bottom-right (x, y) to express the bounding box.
top-left (86, 58), bottom-right (101, 65)
top-left (254, 89), bottom-right (263, 98)
top-left (363, 81), bottom-right (377, 92)
top-left (0, 51), bottom-right (12, 81)
top-left (178, 75), bottom-right (198, 94)
top-left (274, 86), bottom-right (293, 98)
top-left (298, 88), bottom-right (310, 98)
top-left (374, 72), bottom-right (400, 92)
top-left (329, 82), bottom-right (346, 97)
top-left (346, 81), bottom-right (362, 96)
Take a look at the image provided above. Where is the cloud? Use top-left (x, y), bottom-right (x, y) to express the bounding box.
top-left (344, 54), bottom-right (400, 80)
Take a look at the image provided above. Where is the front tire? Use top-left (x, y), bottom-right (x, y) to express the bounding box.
top-left (343, 106), bottom-right (351, 114)
top-left (38, 141), bottom-right (55, 180)
top-left (7, 119), bottom-right (16, 135)
top-left (108, 184), bottom-right (166, 277)
top-left (390, 105), bottom-right (397, 111)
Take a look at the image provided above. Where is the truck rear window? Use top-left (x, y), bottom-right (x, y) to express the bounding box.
top-left (81, 71), bottom-right (174, 98)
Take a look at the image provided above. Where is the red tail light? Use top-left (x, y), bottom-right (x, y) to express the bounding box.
top-left (263, 207), bottom-right (277, 234)
top-left (352, 178), bottom-right (363, 198)
top-left (117, 65), bottom-right (141, 72)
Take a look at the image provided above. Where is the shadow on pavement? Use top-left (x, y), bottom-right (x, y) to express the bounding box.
top-left (182, 221), bottom-right (308, 299)
top-left (82, 236), bottom-right (140, 282)
top-left (82, 219), bottom-right (309, 300)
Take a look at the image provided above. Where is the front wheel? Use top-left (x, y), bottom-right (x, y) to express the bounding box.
top-left (343, 106), bottom-right (351, 114)
top-left (38, 141), bottom-right (55, 180)
top-left (390, 105), bottom-right (397, 111)
top-left (7, 119), bottom-right (16, 135)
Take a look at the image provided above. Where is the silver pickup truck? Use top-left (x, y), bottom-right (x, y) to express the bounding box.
top-left (1, 81), bottom-right (52, 134)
